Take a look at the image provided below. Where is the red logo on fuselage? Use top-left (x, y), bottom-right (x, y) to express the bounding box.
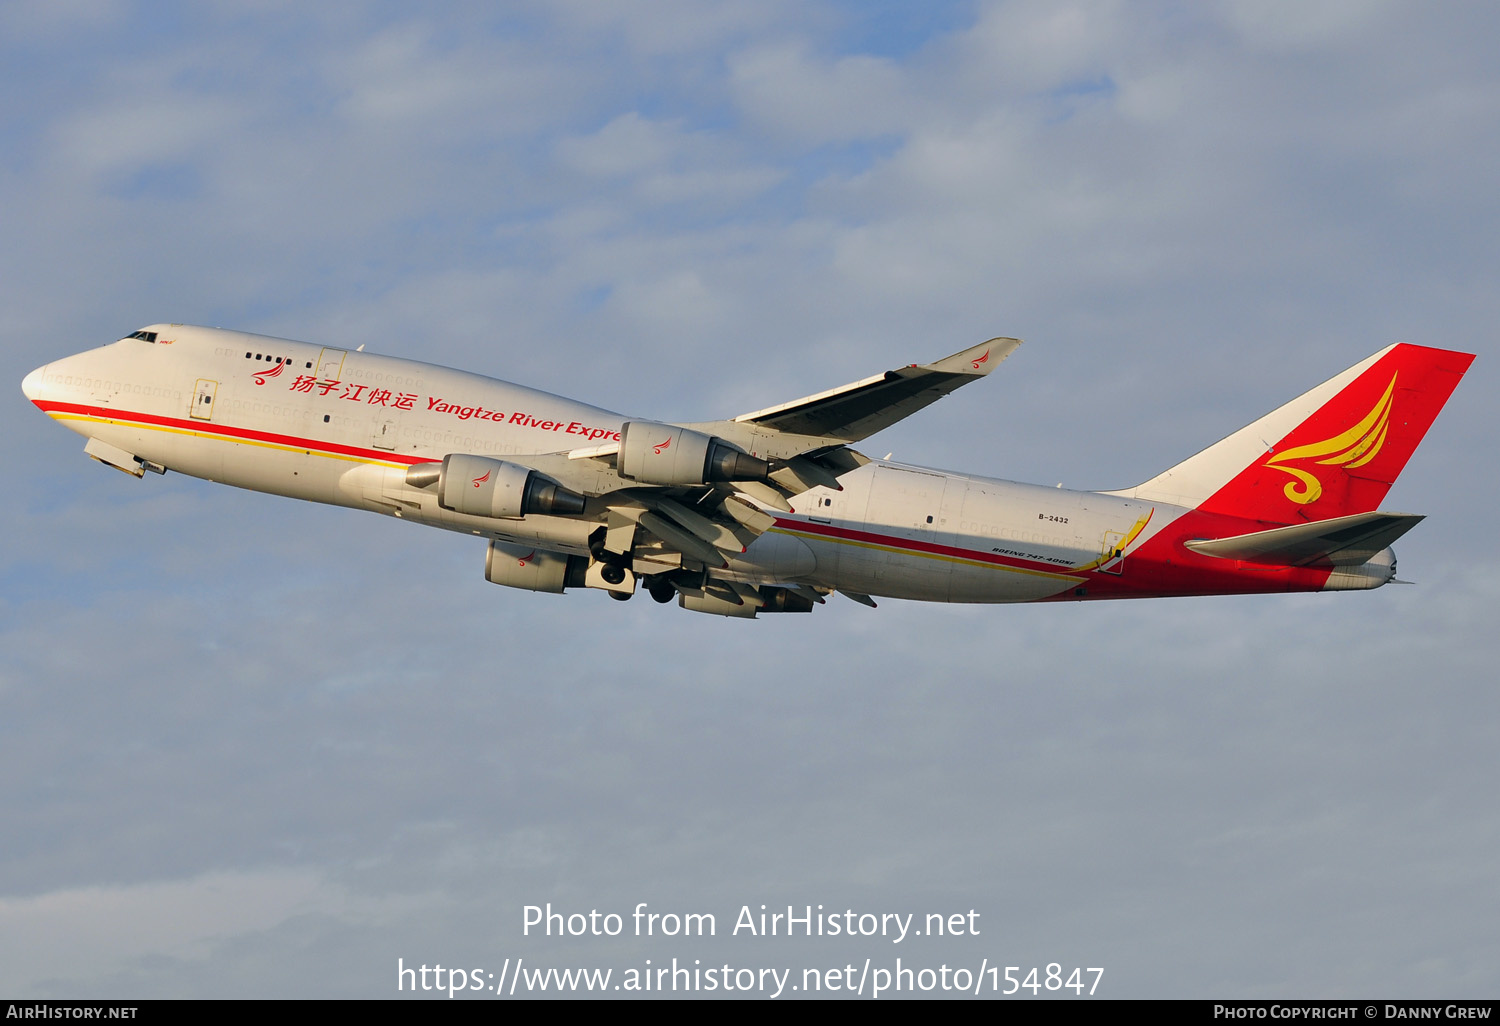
top-left (252, 362), bottom-right (287, 386)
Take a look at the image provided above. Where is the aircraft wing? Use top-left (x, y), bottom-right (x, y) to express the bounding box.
top-left (516, 336), bottom-right (1022, 579)
top-left (730, 337), bottom-right (1021, 442)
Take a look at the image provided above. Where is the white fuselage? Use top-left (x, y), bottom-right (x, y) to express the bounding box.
top-left (25, 326), bottom-right (1187, 604)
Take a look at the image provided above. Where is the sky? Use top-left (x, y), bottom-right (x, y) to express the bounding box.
top-left (2, 0), bottom-right (1497, 1000)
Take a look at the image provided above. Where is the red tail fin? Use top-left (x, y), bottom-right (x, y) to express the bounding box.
top-left (1127, 344), bottom-right (1473, 523)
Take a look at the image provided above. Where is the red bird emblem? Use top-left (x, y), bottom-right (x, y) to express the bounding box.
top-left (472, 470), bottom-right (491, 488)
top-left (971, 348), bottom-right (990, 370)
top-left (251, 362), bottom-right (286, 386)
top-left (653, 437), bottom-right (672, 455)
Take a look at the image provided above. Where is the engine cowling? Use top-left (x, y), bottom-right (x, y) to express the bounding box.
top-left (678, 589), bottom-right (759, 618)
top-left (485, 541), bottom-right (587, 593)
top-left (412, 454), bottom-right (587, 518)
top-left (1322, 547), bottom-right (1398, 591)
top-left (677, 585), bottom-right (816, 617)
top-left (618, 422), bottom-right (770, 486)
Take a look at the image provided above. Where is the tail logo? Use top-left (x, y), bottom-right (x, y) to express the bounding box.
top-left (1265, 373), bottom-right (1396, 505)
top-left (971, 348), bottom-right (990, 370)
top-left (653, 437), bottom-right (672, 455)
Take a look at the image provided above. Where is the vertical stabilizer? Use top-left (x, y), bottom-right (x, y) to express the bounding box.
top-left (1122, 344), bottom-right (1473, 523)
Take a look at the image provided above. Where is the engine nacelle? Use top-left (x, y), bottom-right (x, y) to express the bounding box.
top-left (677, 585), bottom-right (816, 618)
top-left (618, 422), bottom-right (770, 486)
top-left (414, 454), bottom-right (587, 519)
top-left (678, 590), bottom-right (759, 618)
top-left (485, 541), bottom-right (587, 593)
top-left (1322, 547), bottom-right (1398, 591)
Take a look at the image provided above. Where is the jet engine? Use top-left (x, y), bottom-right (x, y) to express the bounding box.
top-left (1322, 547), bottom-right (1399, 591)
top-left (618, 422), bottom-right (770, 486)
top-left (408, 454), bottom-right (587, 519)
top-left (678, 585), bottom-right (817, 618)
top-left (485, 540), bottom-right (588, 593)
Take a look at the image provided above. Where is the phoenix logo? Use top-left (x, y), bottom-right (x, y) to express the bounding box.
top-left (653, 437), bottom-right (672, 455)
top-left (251, 361), bottom-right (286, 386)
top-left (472, 470), bottom-right (491, 488)
top-left (971, 348), bottom-right (990, 370)
top-left (1264, 373), bottom-right (1396, 505)
top-left (516, 549), bottom-right (536, 567)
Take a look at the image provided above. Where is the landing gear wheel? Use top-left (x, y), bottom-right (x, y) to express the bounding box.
top-left (608, 588), bottom-right (632, 601)
top-left (600, 563), bottom-right (626, 585)
top-left (647, 578), bottom-right (676, 604)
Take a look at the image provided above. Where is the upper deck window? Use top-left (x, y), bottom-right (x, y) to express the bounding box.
top-left (125, 330), bottom-right (158, 343)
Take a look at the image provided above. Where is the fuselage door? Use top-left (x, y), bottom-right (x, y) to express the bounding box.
top-left (191, 378), bottom-right (218, 421)
top-left (316, 348), bottom-right (347, 385)
top-left (864, 464), bottom-right (951, 588)
top-left (372, 418), bottom-right (397, 450)
top-left (1099, 529), bottom-right (1126, 575)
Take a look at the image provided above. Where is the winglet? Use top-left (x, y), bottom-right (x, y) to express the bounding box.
top-left (923, 337), bottom-right (1021, 376)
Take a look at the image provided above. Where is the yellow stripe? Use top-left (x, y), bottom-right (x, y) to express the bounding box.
top-left (62, 409), bottom-right (1129, 582)
top-left (48, 413), bottom-right (408, 469)
top-left (1066, 512), bottom-right (1154, 574)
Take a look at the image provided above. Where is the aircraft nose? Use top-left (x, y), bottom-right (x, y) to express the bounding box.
top-left (22, 363), bottom-right (49, 402)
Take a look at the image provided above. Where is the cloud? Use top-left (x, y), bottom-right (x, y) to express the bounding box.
top-left (0, 869), bottom-right (331, 992)
top-left (729, 41), bottom-right (917, 141)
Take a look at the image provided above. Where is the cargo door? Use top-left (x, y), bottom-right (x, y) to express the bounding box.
top-left (864, 464), bottom-right (952, 597)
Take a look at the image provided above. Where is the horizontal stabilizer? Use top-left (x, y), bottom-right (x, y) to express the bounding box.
top-left (1184, 511), bottom-right (1424, 567)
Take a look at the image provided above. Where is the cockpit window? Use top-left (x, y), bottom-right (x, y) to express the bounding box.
top-left (124, 330), bottom-right (159, 343)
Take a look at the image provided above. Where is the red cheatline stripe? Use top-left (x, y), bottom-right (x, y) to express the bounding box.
top-left (33, 400), bottom-right (437, 466)
top-left (773, 516), bottom-right (1082, 576)
top-left (39, 399), bottom-right (1089, 578)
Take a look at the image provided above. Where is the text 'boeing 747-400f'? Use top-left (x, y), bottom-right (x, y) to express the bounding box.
top-left (22, 326), bottom-right (1472, 617)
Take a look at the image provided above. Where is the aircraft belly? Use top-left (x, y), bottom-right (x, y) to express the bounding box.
top-left (95, 419), bottom-right (226, 482)
top-left (946, 561), bottom-right (1079, 602)
top-left (336, 462), bottom-right (415, 512)
top-left (725, 530), bottom-right (817, 580)
top-left (206, 436), bottom-right (341, 503)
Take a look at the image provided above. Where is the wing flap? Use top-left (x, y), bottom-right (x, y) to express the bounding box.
top-left (1184, 511), bottom-right (1424, 567)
